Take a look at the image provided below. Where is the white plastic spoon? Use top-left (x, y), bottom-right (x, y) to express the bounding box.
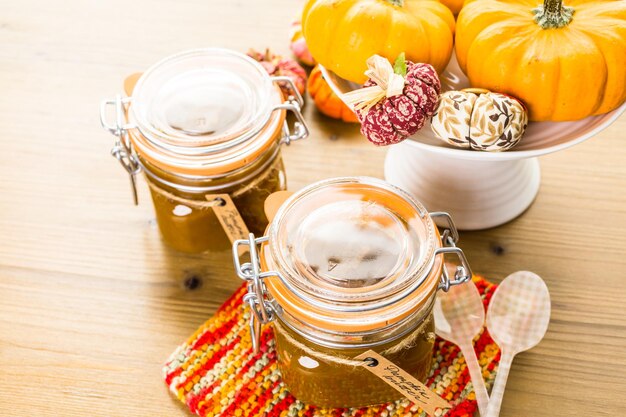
top-left (434, 277), bottom-right (490, 416)
top-left (485, 271), bottom-right (551, 417)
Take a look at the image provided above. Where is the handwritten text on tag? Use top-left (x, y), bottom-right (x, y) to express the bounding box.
top-left (354, 350), bottom-right (451, 416)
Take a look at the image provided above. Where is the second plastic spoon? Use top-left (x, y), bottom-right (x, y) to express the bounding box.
top-left (434, 277), bottom-right (490, 416)
top-left (485, 271), bottom-right (551, 417)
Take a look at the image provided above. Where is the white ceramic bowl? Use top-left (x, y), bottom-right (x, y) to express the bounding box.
top-left (321, 56), bottom-right (626, 229)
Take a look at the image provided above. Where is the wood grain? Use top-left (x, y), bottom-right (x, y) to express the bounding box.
top-left (0, 0), bottom-right (625, 415)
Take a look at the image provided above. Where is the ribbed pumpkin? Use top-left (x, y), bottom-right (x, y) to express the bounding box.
top-left (441, 0), bottom-right (465, 15)
top-left (308, 66), bottom-right (358, 123)
top-left (302, 0), bottom-right (455, 84)
top-left (455, 0), bottom-right (626, 121)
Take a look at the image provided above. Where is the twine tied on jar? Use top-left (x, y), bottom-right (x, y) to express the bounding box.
top-left (271, 315), bottom-right (436, 367)
top-left (142, 154), bottom-right (284, 210)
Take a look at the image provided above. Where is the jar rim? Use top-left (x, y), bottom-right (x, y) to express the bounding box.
top-left (137, 141), bottom-right (282, 193)
top-left (122, 48), bottom-right (287, 177)
top-left (262, 177), bottom-right (443, 332)
top-left (127, 88), bottom-right (285, 176)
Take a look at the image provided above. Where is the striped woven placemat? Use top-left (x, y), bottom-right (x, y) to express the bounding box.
top-left (163, 277), bottom-right (500, 417)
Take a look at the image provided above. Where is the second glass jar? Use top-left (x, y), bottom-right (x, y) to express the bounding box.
top-left (233, 177), bottom-right (472, 408)
top-left (101, 48), bottom-right (308, 253)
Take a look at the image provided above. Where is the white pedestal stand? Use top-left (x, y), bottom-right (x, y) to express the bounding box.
top-left (385, 142), bottom-right (540, 230)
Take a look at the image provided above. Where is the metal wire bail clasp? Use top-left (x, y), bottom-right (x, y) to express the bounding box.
top-left (270, 76), bottom-right (309, 146)
top-left (430, 212), bottom-right (473, 292)
top-left (233, 233), bottom-right (280, 352)
top-left (100, 95), bottom-right (141, 205)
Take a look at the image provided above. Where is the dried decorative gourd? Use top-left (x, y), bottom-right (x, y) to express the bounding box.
top-left (431, 89), bottom-right (528, 152)
top-left (344, 54), bottom-right (441, 146)
top-left (289, 20), bottom-right (315, 67)
top-left (308, 65), bottom-right (358, 123)
top-left (248, 49), bottom-right (307, 96)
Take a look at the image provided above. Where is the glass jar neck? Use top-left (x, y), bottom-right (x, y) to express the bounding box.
top-left (274, 292), bottom-right (436, 349)
top-left (260, 177), bottom-right (442, 335)
top-left (126, 85), bottom-right (286, 178)
top-left (139, 139), bottom-right (282, 194)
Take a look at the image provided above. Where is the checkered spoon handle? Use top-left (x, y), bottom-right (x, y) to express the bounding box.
top-left (484, 349), bottom-right (514, 417)
top-left (434, 278), bottom-right (489, 416)
top-left (485, 271), bottom-right (551, 417)
top-left (459, 340), bottom-right (490, 417)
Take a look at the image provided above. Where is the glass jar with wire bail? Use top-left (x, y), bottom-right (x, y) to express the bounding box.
top-left (233, 177), bottom-right (473, 409)
top-left (100, 48), bottom-right (308, 253)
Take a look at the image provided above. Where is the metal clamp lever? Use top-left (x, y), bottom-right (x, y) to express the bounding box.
top-left (110, 143), bottom-right (141, 205)
top-left (275, 99), bottom-right (309, 145)
top-left (436, 246), bottom-right (473, 291)
top-left (100, 95), bottom-right (134, 136)
top-left (430, 211), bottom-right (472, 291)
top-left (430, 211), bottom-right (460, 244)
top-left (270, 76), bottom-right (309, 145)
top-left (271, 76), bottom-right (304, 108)
top-left (233, 234), bottom-right (278, 351)
top-left (100, 95), bottom-right (141, 205)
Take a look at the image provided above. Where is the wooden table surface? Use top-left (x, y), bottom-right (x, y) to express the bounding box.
top-left (1, 0), bottom-right (625, 415)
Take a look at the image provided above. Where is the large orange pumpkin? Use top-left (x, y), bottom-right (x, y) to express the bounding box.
top-left (308, 66), bottom-right (358, 123)
top-left (455, 0), bottom-right (626, 121)
top-left (302, 0), bottom-right (455, 84)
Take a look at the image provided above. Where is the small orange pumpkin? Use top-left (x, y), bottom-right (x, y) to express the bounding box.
top-left (308, 65), bottom-right (358, 123)
top-left (440, 0), bottom-right (464, 15)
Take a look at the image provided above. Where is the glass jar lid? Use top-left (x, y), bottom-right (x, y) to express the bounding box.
top-left (261, 177), bottom-right (443, 332)
top-left (128, 87), bottom-right (284, 176)
top-left (122, 48), bottom-right (292, 176)
top-left (130, 48), bottom-right (274, 150)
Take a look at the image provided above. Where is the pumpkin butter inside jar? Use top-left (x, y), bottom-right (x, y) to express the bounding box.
top-left (234, 177), bottom-right (472, 408)
top-left (101, 49), bottom-right (308, 253)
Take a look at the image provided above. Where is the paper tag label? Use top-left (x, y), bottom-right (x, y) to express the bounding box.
top-left (354, 350), bottom-right (451, 416)
top-left (206, 194), bottom-right (250, 253)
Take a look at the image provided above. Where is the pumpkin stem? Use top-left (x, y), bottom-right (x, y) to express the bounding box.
top-left (532, 0), bottom-right (574, 29)
top-left (393, 53), bottom-right (407, 77)
top-left (385, 0), bottom-right (404, 6)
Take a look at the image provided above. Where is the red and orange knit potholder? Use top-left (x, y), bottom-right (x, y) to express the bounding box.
top-left (163, 277), bottom-right (501, 417)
